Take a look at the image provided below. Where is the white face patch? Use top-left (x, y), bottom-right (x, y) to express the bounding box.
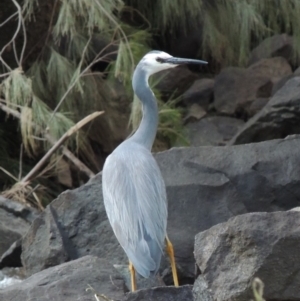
top-left (139, 51), bottom-right (178, 77)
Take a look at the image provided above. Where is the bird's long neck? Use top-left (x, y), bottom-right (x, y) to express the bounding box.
top-left (130, 68), bottom-right (158, 150)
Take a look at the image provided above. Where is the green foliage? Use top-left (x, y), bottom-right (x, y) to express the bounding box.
top-left (126, 0), bottom-right (300, 66)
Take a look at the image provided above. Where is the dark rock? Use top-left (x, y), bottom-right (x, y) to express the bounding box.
top-left (248, 56), bottom-right (292, 78)
top-left (123, 285), bottom-right (193, 301)
top-left (0, 239), bottom-right (22, 268)
top-left (0, 198), bottom-right (32, 258)
top-left (114, 264), bottom-right (165, 291)
top-left (21, 178), bottom-right (126, 277)
top-left (194, 211), bottom-right (300, 301)
top-left (154, 66), bottom-right (199, 99)
top-left (22, 136), bottom-right (300, 283)
top-left (214, 58), bottom-right (292, 116)
top-left (248, 98), bottom-right (269, 116)
top-left (21, 205), bottom-right (69, 276)
top-left (155, 135), bottom-right (300, 277)
top-left (214, 67), bottom-right (247, 115)
top-left (0, 196), bottom-right (38, 224)
top-left (185, 116), bottom-right (244, 146)
top-left (182, 78), bottom-right (214, 109)
top-left (230, 77), bottom-right (300, 145)
top-left (0, 256), bottom-right (124, 301)
top-left (248, 34), bottom-right (294, 66)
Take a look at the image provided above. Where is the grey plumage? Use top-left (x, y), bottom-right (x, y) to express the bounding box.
top-left (102, 50), bottom-right (207, 279)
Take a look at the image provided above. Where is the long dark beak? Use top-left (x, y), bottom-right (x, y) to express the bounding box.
top-left (164, 57), bottom-right (208, 65)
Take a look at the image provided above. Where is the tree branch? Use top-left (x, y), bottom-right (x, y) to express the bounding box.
top-left (0, 101), bottom-right (98, 179)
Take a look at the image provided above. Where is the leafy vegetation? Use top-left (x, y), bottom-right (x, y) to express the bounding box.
top-left (126, 0), bottom-right (300, 66)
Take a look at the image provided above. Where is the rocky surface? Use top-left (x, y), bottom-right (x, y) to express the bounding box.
top-left (0, 256), bottom-right (124, 301)
top-left (248, 34), bottom-right (294, 66)
top-left (123, 285), bottom-right (193, 301)
top-left (0, 197), bottom-right (37, 258)
top-left (21, 176), bottom-right (126, 277)
top-left (230, 77), bottom-right (300, 145)
top-left (20, 136), bottom-right (300, 284)
top-left (194, 211), bottom-right (300, 301)
top-left (156, 135), bottom-right (300, 277)
top-left (155, 65), bottom-right (199, 100)
top-left (185, 116), bottom-right (244, 146)
top-left (192, 276), bottom-right (214, 301)
top-left (182, 78), bottom-right (214, 110)
top-left (214, 57), bottom-right (292, 116)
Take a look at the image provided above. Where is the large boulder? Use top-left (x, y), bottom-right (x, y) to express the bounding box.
top-left (155, 136), bottom-right (300, 277)
top-left (0, 256), bottom-right (124, 301)
top-left (194, 211), bottom-right (300, 301)
top-left (185, 116), bottom-right (244, 146)
top-left (154, 66), bottom-right (199, 100)
top-left (21, 136), bottom-right (300, 283)
top-left (229, 77), bottom-right (300, 145)
top-left (248, 34), bottom-right (294, 66)
top-left (0, 197), bottom-right (37, 259)
top-left (214, 57), bottom-right (292, 116)
top-left (182, 78), bottom-right (214, 110)
top-left (21, 175), bottom-right (126, 277)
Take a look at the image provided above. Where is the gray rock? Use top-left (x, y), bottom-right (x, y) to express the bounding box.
top-left (154, 66), bottom-right (199, 99)
top-left (194, 211), bottom-right (300, 301)
top-left (214, 58), bottom-right (292, 116)
top-left (214, 67), bottom-right (247, 115)
top-left (0, 256), bottom-right (124, 301)
top-left (21, 177), bottom-right (126, 277)
top-left (230, 77), bottom-right (300, 145)
top-left (123, 285), bottom-right (193, 301)
top-left (182, 78), bottom-right (214, 109)
top-left (114, 264), bottom-right (165, 291)
top-left (248, 34), bottom-right (294, 66)
top-left (185, 116), bottom-right (245, 146)
top-left (155, 135), bottom-right (300, 277)
top-left (22, 136), bottom-right (300, 283)
top-left (0, 198), bottom-right (33, 258)
top-left (193, 276), bottom-right (214, 301)
top-left (0, 196), bottom-right (38, 224)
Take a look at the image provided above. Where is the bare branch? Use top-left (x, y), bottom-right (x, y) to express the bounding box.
top-left (18, 144), bottom-right (23, 180)
top-left (21, 111), bottom-right (104, 183)
top-left (0, 101), bottom-right (96, 178)
top-left (0, 11), bottom-right (18, 27)
top-left (0, 0), bottom-right (28, 69)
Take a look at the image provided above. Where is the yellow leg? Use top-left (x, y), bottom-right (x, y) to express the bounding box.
top-left (129, 261), bottom-right (137, 292)
top-left (166, 236), bottom-right (179, 287)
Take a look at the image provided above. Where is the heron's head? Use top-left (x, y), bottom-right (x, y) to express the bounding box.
top-left (138, 50), bottom-right (208, 78)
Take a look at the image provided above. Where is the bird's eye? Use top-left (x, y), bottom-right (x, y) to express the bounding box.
top-left (156, 57), bottom-right (164, 63)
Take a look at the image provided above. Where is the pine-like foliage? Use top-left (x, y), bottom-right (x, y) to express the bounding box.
top-left (126, 0), bottom-right (300, 66)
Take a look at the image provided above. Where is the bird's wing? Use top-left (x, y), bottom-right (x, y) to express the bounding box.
top-left (102, 145), bottom-right (167, 277)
